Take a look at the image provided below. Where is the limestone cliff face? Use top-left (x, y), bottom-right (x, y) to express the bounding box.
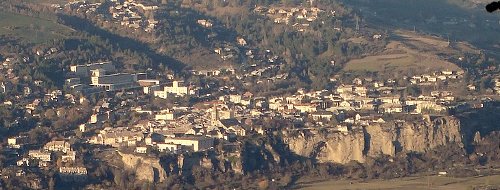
top-left (398, 116), bottom-right (462, 152)
top-left (286, 131), bottom-right (365, 163)
top-left (119, 152), bottom-right (167, 183)
top-left (284, 116), bottom-right (463, 164)
top-left (364, 124), bottom-right (395, 157)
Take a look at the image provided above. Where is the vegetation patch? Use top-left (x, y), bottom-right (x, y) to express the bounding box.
top-left (0, 11), bottom-right (72, 44)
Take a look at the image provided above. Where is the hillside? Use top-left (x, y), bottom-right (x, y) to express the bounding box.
top-left (343, 30), bottom-right (478, 74)
top-left (342, 0), bottom-right (500, 58)
top-left (0, 10), bottom-right (73, 44)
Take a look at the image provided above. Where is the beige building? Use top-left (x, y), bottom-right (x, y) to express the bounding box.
top-left (59, 167), bottom-right (88, 182)
top-left (44, 140), bottom-right (72, 153)
top-left (165, 81), bottom-right (189, 96)
top-left (8, 136), bottom-right (29, 148)
top-left (155, 110), bottom-right (177, 121)
top-left (62, 151), bottom-right (76, 163)
top-left (28, 150), bottom-right (52, 162)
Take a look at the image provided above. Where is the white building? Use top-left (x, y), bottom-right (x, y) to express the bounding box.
top-left (70, 61), bottom-right (116, 77)
top-left (154, 81), bottom-right (190, 98)
top-left (164, 137), bottom-right (214, 152)
top-left (156, 143), bottom-right (181, 152)
top-left (90, 70), bottom-right (140, 91)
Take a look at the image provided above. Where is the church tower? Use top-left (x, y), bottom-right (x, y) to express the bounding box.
top-left (210, 103), bottom-right (219, 127)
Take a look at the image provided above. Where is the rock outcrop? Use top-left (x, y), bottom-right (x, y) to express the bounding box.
top-left (119, 152), bottom-right (167, 183)
top-left (284, 116), bottom-right (463, 164)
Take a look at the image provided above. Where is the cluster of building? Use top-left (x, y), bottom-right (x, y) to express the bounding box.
top-left (64, 1), bottom-right (101, 13)
top-left (0, 56), bottom-right (31, 82)
top-left (61, 0), bottom-right (159, 32)
top-left (8, 139), bottom-right (86, 181)
top-left (214, 43), bottom-right (240, 61)
top-left (408, 70), bottom-right (464, 85)
top-left (254, 6), bottom-right (326, 32)
top-left (197, 19), bottom-right (213, 28)
top-left (108, 0), bottom-right (159, 32)
top-left (86, 100), bottom-right (256, 153)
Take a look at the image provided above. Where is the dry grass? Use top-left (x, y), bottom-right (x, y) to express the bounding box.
top-left (344, 41), bottom-right (460, 73)
top-left (343, 29), bottom-right (469, 74)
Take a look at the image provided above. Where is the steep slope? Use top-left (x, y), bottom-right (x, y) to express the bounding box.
top-left (284, 116), bottom-right (463, 164)
top-left (119, 152), bottom-right (167, 183)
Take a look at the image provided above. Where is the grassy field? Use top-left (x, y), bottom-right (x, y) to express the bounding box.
top-left (297, 175), bottom-right (500, 190)
top-left (0, 11), bottom-right (73, 44)
top-left (343, 41), bottom-right (460, 73)
top-left (343, 30), bottom-right (466, 74)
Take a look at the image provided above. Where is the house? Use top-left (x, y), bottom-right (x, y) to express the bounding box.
top-left (378, 96), bottom-right (401, 104)
top-left (227, 125), bottom-right (248, 136)
top-left (59, 167), bottom-right (87, 182)
top-left (372, 118), bottom-right (386, 123)
top-left (336, 85), bottom-right (354, 94)
top-left (311, 111), bottom-right (334, 121)
top-left (468, 84), bottom-right (476, 91)
top-left (17, 158), bottom-right (30, 167)
top-left (185, 127), bottom-right (206, 136)
top-left (155, 110), bottom-right (177, 121)
top-left (250, 125), bottom-right (265, 135)
top-left (206, 128), bottom-right (225, 139)
top-left (442, 70), bottom-right (453, 75)
top-left (336, 125), bottom-right (349, 133)
top-left (62, 151), bottom-right (76, 163)
top-left (197, 19), bottom-right (213, 28)
top-left (218, 118), bottom-right (241, 129)
top-left (379, 103), bottom-right (403, 113)
top-left (237, 37), bottom-right (247, 46)
top-left (91, 130), bottom-right (145, 147)
top-left (44, 140), bottom-right (71, 153)
top-left (415, 101), bottom-right (446, 113)
top-left (135, 146), bottom-right (149, 154)
top-left (8, 136), bottom-right (29, 148)
top-left (156, 143), bottom-right (180, 152)
top-left (79, 123), bottom-right (92, 132)
top-left (28, 150), bottom-right (52, 162)
top-left (219, 108), bottom-right (235, 120)
top-left (353, 78), bottom-right (363, 85)
top-left (353, 86), bottom-right (367, 96)
top-left (294, 103), bottom-right (317, 113)
top-left (229, 94), bottom-right (242, 104)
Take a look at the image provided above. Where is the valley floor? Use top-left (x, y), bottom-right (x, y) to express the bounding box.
top-left (296, 174), bottom-right (500, 190)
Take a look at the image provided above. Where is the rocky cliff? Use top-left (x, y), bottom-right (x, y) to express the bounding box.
top-left (119, 152), bottom-right (167, 183)
top-left (284, 116), bottom-right (463, 164)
